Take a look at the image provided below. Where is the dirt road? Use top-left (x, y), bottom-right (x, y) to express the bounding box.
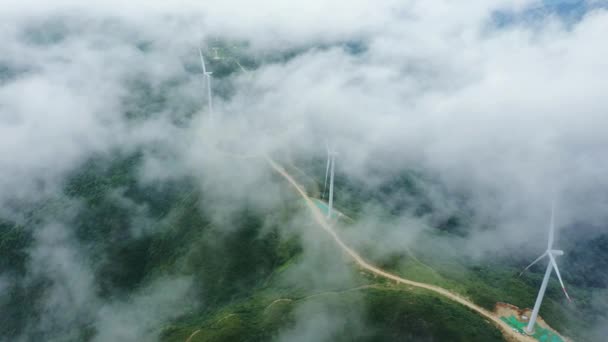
top-left (265, 156), bottom-right (536, 342)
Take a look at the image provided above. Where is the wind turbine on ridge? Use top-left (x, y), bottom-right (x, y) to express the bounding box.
top-left (323, 143), bottom-right (337, 219)
top-left (198, 47), bottom-right (213, 120)
top-left (519, 202), bottom-right (572, 334)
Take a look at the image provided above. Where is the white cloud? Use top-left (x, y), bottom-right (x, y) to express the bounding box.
top-left (0, 0), bottom-right (607, 339)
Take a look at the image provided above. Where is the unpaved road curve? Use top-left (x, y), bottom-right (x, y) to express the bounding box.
top-left (185, 329), bottom-right (201, 342)
top-left (265, 156), bottom-right (536, 342)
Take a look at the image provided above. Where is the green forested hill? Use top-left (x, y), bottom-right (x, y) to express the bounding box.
top-left (0, 153), bottom-right (507, 342)
top-left (1, 152), bottom-right (606, 341)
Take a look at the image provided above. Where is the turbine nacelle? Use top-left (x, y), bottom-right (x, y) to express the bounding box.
top-left (550, 249), bottom-right (564, 256)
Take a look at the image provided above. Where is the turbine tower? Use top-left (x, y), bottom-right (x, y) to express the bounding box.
top-left (324, 144), bottom-right (337, 219)
top-left (520, 202), bottom-right (572, 334)
top-left (323, 142), bottom-right (331, 199)
top-left (198, 47), bottom-right (213, 120)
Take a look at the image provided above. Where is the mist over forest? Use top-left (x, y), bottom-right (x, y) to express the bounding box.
top-left (1, 1), bottom-right (607, 341)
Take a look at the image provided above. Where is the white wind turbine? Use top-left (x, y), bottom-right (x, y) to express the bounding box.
top-left (198, 47), bottom-right (213, 120)
top-left (520, 202), bottom-right (572, 334)
top-left (323, 143), bottom-right (337, 219)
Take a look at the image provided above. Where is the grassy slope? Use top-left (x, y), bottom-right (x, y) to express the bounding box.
top-left (161, 275), bottom-right (505, 342)
top-left (312, 162), bottom-right (602, 342)
top-left (1, 152), bottom-right (504, 341)
top-left (397, 238), bottom-right (596, 341)
top-left (159, 159), bottom-right (506, 342)
top-left (2, 151), bottom-right (594, 341)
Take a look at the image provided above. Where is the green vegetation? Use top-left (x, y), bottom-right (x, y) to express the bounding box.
top-left (364, 222), bottom-right (598, 341)
top-left (161, 282), bottom-right (505, 342)
top-left (292, 156), bottom-right (605, 341)
top-left (501, 315), bottom-right (564, 342)
top-left (364, 286), bottom-right (504, 342)
top-left (0, 221), bottom-right (31, 276)
top-left (1, 149), bottom-right (605, 341)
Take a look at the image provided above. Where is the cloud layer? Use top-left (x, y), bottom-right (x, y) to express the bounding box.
top-left (0, 0), bottom-right (607, 341)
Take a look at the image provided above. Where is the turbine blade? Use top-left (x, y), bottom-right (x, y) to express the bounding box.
top-left (548, 201), bottom-right (555, 249)
top-left (207, 76), bottom-right (213, 114)
top-left (549, 253), bottom-right (572, 302)
top-left (198, 47), bottom-right (207, 74)
top-left (323, 140), bottom-right (330, 198)
top-left (519, 251), bottom-right (548, 276)
top-left (323, 152), bottom-right (330, 198)
top-left (328, 153), bottom-right (335, 218)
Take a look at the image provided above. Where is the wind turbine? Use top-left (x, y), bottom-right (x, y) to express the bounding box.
top-left (520, 202), bottom-right (572, 334)
top-left (198, 47), bottom-right (213, 119)
top-left (323, 144), bottom-right (337, 219)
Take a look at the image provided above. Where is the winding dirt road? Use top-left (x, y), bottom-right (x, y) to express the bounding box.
top-left (265, 156), bottom-right (536, 342)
